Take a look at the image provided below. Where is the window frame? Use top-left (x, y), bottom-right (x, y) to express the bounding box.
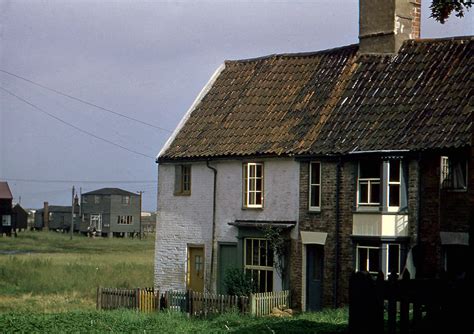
top-left (122, 195), bottom-right (130, 205)
top-left (357, 161), bottom-right (381, 206)
top-left (355, 245), bottom-right (381, 275)
top-left (309, 161), bottom-right (321, 211)
top-left (387, 160), bottom-right (401, 210)
top-left (244, 237), bottom-right (273, 292)
top-left (94, 195), bottom-right (101, 204)
top-left (243, 162), bottom-right (264, 209)
top-left (117, 215), bottom-right (133, 225)
top-left (174, 164), bottom-right (192, 196)
top-left (440, 156), bottom-right (468, 191)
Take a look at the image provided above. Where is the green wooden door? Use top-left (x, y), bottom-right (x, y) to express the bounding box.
top-left (218, 243), bottom-right (238, 294)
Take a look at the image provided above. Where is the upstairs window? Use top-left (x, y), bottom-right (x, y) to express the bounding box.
top-left (358, 161), bottom-right (381, 206)
top-left (94, 195), bottom-right (101, 204)
top-left (243, 163), bottom-right (264, 208)
top-left (388, 160), bottom-right (401, 207)
top-left (174, 165), bottom-right (192, 195)
top-left (309, 162), bottom-right (321, 211)
top-left (82, 196), bottom-right (88, 204)
top-left (122, 195), bottom-right (130, 205)
top-left (441, 156), bottom-right (467, 190)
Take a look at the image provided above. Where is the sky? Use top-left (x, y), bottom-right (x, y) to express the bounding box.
top-left (1, 0), bottom-right (472, 211)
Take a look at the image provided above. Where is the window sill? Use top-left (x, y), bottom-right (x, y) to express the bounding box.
top-left (353, 207), bottom-right (408, 215)
top-left (441, 188), bottom-right (468, 193)
top-left (308, 208), bottom-right (321, 214)
top-left (241, 206), bottom-right (264, 211)
top-left (174, 192), bottom-right (191, 196)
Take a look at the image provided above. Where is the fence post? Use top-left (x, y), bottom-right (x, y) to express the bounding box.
top-left (250, 293), bottom-right (255, 316)
top-left (97, 286), bottom-right (102, 310)
top-left (399, 271), bottom-right (410, 334)
top-left (136, 288), bottom-right (141, 311)
top-left (387, 272), bottom-right (398, 334)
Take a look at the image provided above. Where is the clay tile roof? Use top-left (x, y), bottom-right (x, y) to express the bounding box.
top-left (159, 36), bottom-right (473, 161)
top-left (0, 182), bottom-right (13, 199)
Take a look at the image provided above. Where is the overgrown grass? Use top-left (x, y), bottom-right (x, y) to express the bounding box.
top-left (0, 309), bottom-right (348, 333)
top-left (0, 231), bottom-right (154, 312)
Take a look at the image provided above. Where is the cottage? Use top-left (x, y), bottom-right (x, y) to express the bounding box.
top-left (80, 188), bottom-right (141, 238)
top-left (12, 204), bottom-right (28, 231)
top-left (0, 181), bottom-right (14, 236)
top-left (155, 0), bottom-right (472, 310)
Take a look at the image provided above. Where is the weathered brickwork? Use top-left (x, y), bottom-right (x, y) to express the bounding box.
top-left (418, 151), bottom-right (470, 277)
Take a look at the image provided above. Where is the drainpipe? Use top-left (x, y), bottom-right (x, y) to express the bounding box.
top-left (206, 160), bottom-right (218, 293)
top-left (334, 157), bottom-right (342, 308)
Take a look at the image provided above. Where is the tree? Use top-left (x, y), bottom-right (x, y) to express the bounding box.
top-left (430, 0), bottom-right (473, 23)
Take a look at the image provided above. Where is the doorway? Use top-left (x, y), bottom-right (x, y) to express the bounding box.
top-left (187, 246), bottom-right (205, 292)
top-left (306, 244), bottom-right (323, 311)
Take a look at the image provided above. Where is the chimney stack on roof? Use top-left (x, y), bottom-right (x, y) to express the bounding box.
top-left (359, 0), bottom-right (421, 54)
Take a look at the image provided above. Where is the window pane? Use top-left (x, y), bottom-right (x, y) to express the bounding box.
top-left (249, 165), bottom-right (255, 177)
top-left (368, 248), bottom-right (380, 272)
top-left (249, 192), bottom-right (255, 205)
top-left (249, 179), bottom-right (255, 191)
top-left (311, 163), bottom-right (320, 184)
top-left (267, 247), bottom-right (273, 267)
top-left (256, 178), bottom-right (262, 192)
top-left (256, 164), bottom-right (263, 178)
top-left (389, 161), bottom-right (400, 182)
top-left (358, 248), bottom-right (368, 271)
top-left (246, 239), bottom-right (252, 265)
top-left (259, 270), bottom-right (266, 292)
top-left (370, 182), bottom-right (380, 204)
top-left (267, 270), bottom-right (273, 292)
top-left (389, 184), bottom-right (400, 207)
top-left (260, 240), bottom-right (267, 266)
top-left (255, 192), bottom-right (262, 205)
top-left (388, 244), bottom-right (400, 275)
top-left (359, 182), bottom-right (368, 203)
top-left (252, 240), bottom-right (259, 265)
top-left (310, 185), bottom-right (320, 207)
top-left (360, 161), bottom-right (380, 178)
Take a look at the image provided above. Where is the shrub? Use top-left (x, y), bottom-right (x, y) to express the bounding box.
top-left (223, 269), bottom-right (256, 296)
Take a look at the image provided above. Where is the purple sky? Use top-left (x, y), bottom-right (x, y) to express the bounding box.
top-left (1, 0), bottom-right (472, 211)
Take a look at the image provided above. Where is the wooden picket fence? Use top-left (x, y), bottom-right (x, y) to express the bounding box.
top-left (97, 287), bottom-right (290, 318)
top-left (96, 287), bottom-right (160, 312)
top-left (349, 271), bottom-right (471, 334)
top-left (189, 291), bottom-right (249, 316)
top-left (249, 290), bottom-right (290, 317)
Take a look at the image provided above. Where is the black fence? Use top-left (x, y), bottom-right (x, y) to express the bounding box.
top-left (348, 271), bottom-right (472, 333)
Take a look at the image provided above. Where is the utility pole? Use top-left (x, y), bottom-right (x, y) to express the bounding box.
top-left (137, 191), bottom-right (143, 240)
top-left (70, 185), bottom-right (75, 240)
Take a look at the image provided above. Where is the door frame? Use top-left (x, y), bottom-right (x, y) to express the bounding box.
top-left (187, 244), bottom-right (205, 292)
top-left (302, 243), bottom-right (324, 311)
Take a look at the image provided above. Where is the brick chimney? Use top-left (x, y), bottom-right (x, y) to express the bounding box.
top-left (43, 201), bottom-right (49, 230)
top-left (359, 0), bottom-right (421, 54)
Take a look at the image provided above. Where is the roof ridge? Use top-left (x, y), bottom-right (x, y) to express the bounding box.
top-left (225, 43), bottom-right (358, 64)
top-left (410, 35), bottom-right (474, 43)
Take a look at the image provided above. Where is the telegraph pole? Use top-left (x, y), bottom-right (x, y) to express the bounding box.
top-left (70, 185), bottom-right (75, 240)
top-left (137, 191), bottom-right (143, 240)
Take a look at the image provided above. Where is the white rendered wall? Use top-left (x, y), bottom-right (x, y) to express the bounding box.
top-left (155, 158), bottom-right (300, 292)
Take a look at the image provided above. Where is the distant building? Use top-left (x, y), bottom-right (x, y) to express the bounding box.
top-left (141, 211), bottom-right (157, 236)
top-left (12, 204), bottom-right (28, 231)
top-left (34, 201), bottom-right (80, 231)
top-left (0, 181), bottom-right (13, 235)
top-left (80, 188), bottom-right (140, 237)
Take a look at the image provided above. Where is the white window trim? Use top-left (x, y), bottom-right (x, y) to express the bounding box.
top-left (385, 244), bottom-right (401, 277)
top-left (355, 245), bottom-right (380, 275)
top-left (357, 162), bottom-right (380, 206)
top-left (387, 161), bottom-right (401, 211)
top-left (244, 238), bottom-right (273, 292)
top-left (244, 163), bottom-right (264, 208)
top-left (309, 162), bottom-right (321, 211)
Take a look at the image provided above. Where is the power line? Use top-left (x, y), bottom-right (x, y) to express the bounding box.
top-left (0, 68), bottom-right (172, 133)
top-left (0, 85), bottom-right (155, 159)
top-left (4, 178), bottom-right (156, 184)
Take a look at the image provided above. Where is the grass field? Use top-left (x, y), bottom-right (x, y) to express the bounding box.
top-left (0, 231), bottom-right (348, 333)
top-left (0, 231), bottom-right (155, 313)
